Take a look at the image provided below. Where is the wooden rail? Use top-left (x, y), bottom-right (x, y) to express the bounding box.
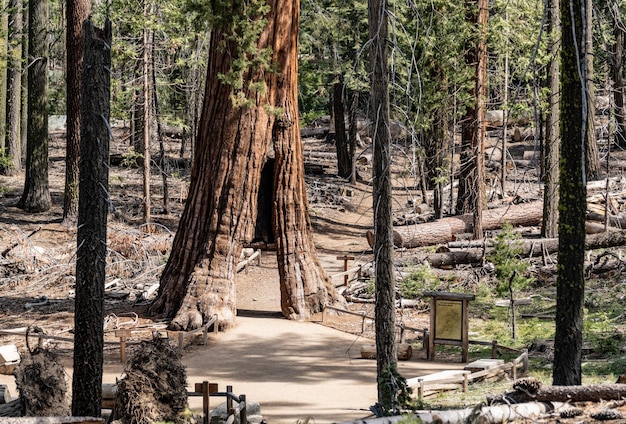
top-left (103, 381), bottom-right (245, 424)
top-left (322, 305), bottom-right (430, 354)
top-left (406, 350), bottom-right (529, 400)
top-left (0, 315), bottom-right (219, 363)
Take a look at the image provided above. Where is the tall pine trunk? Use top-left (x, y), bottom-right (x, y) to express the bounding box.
top-left (72, 19), bottom-right (111, 417)
top-left (19, 0), bottom-right (51, 212)
top-left (553, 0), bottom-right (586, 386)
top-left (5, 0), bottom-right (23, 175)
top-left (543, 0), bottom-right (560, 238)
top-left (613, 11), bottom-right (625, 148)
top-left (63, 0), bottom-right (91, 223)
top-left (584, 0), bottom-right (600, 181)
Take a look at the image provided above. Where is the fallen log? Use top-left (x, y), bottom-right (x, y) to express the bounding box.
top-left (0, 418), bottom-right (103, 424)
top-left (495, 382), bottom-right (626, 404)
top-left (410, 231), bottom-right (626, 268)
top-left (334, 402), bottom-right (565, 424)
top-left (391, 201), bottom-right (543, 248)
top-left (360, 343), bottom-right (413, 361)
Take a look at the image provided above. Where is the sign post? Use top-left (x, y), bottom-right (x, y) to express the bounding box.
top-left (423, 291), bottom-right (475, 362)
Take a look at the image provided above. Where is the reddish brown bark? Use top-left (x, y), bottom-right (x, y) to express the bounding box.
top-left (271, 0), bottom-right (344, 320)
top-left (150, 0), bottom-right (342, 329)
top-left (149, 23), bottom-right (273, 330)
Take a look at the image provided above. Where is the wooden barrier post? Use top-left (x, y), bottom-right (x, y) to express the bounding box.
top-left (491, 340), bottom-right (498, 359)
top-left (239, 394), bottom-right (247, 424)
top-left (194, 381), bottom-right (219, 424)
top-left (336, 255), bottom-right (355, 287)
top-left (178, 332), bottom-right (185, 353)
top-left (115, 329), bottom-right (131, 363)
top-left (226, 385), bottom-right (233, 415)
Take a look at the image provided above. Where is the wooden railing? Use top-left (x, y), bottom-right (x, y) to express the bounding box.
top-left (0, 315), bottom-right (219, 363)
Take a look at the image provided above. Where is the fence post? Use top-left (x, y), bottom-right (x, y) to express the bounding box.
top-left (226, 385), bottom-right (233, 416)
top-left (202, 381), bottom-right (209, 424)
top-left (239, 394), bottom-right (247, 424)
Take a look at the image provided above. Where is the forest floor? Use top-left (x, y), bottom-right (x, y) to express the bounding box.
top-left (1, 120), bottom-right (626, 423)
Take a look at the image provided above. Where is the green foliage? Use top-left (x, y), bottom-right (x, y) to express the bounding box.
top-left (121, 149), bottom-right (143, 168)
top-left (0, 151), bottom-right (14, 174)
top-left (377, 363), bottom-right (414, 416)
top-left (487, 223), bottom-right (534, 297)
top-left (584, 311), bottom-right (625, 356)
top-left (399, 264), bottom-right (440, 299)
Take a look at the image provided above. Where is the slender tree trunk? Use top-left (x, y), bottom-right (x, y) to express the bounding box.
top-left (585, 0), bottom-right (600, 181)
top-left (369, 0), bottom-right (399, 412)
top-left (0, 0), bottom-right (8, 153)
top-left (613, 11), bottom-right (625, 148)
top-left (72, 18), bottom-right (111, 417)
top-left (543, 0), bottom-right (560, 238)
top-left (142, 5), bottom-right (151, 223)
top-left (553, 0), bottom-right (586, 386)
top-left (473, 0), bottom-right (487, 239)
top-left (5, 0), bottom-right (23, 175)
top-left (334, 77), bottom-right (351, 178)
top-left (20, 9), bottom-right (27, 162)
top-left (348, 89), bottom-right (359, 184)
top-left (63, 0), bottom-right (91, 223)
top-left (457, 0), bottom-right (487, 236)
top-left (18, 0), bottom-right (51, 212)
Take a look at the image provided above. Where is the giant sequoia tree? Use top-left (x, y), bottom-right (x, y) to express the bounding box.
top-left (149, 0), bottom-right (343, 329)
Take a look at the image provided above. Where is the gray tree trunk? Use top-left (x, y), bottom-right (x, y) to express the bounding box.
top-left (368, 0), bottom-right (399, 413)
top-left (5, 0), bottom-right (23, 175)
top-left (18, 0), bottom-right (51, 212)
top-left (63, 0), bottom-right (91, 223)
top-left (543, 0), bottom-right (560, 238)
top-left (553, 0), bottom-right (587, 386)
top-left (72, 18), bottom-right (112, 417)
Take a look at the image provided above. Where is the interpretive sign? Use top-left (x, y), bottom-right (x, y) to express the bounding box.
top-left (424, 291), bottom-right (475, 362)
top-left (435, 299), bottom-right (463, 340)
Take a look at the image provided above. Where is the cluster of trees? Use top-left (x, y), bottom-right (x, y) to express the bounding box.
top-left (0, 0), bottom-right (625, 415)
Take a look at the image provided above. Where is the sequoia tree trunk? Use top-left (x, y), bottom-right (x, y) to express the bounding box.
top-left (150, 0), bottom-right (342, 329)
top-left (149, 30), bottom-right (271, 330)
top-left (273, 3), bottom-right (344, 319)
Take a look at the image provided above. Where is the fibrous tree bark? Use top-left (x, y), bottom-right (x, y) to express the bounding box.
top-left (585, 0), bottom-right (600, 181)
top-left (150, 0), bottom-right (343, 329)
top-left (63, 0), bottom-right (91, 223)
top-left (18, 0), bottom-right (51, 212)
top-left (333, 76), bottom-right (351, 179)
top-left (613, 3), bottom-right (625, 148)
top-left (369, 0), bottom-right (401, 413)
top-left (553, 0), bottom-right (587, 386)
top-left (272, 1), bottom-right (344, 320)
top-left (5, 0), bottom-right (23, 175)
top-left (72, 18), bottom-right (112, 417)
top-left (457, 0), bottom-right (487, 240)
top-left (543, 0), bottom-right (560, 238)
top-left (0, 0), bottom-right (8, 153)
